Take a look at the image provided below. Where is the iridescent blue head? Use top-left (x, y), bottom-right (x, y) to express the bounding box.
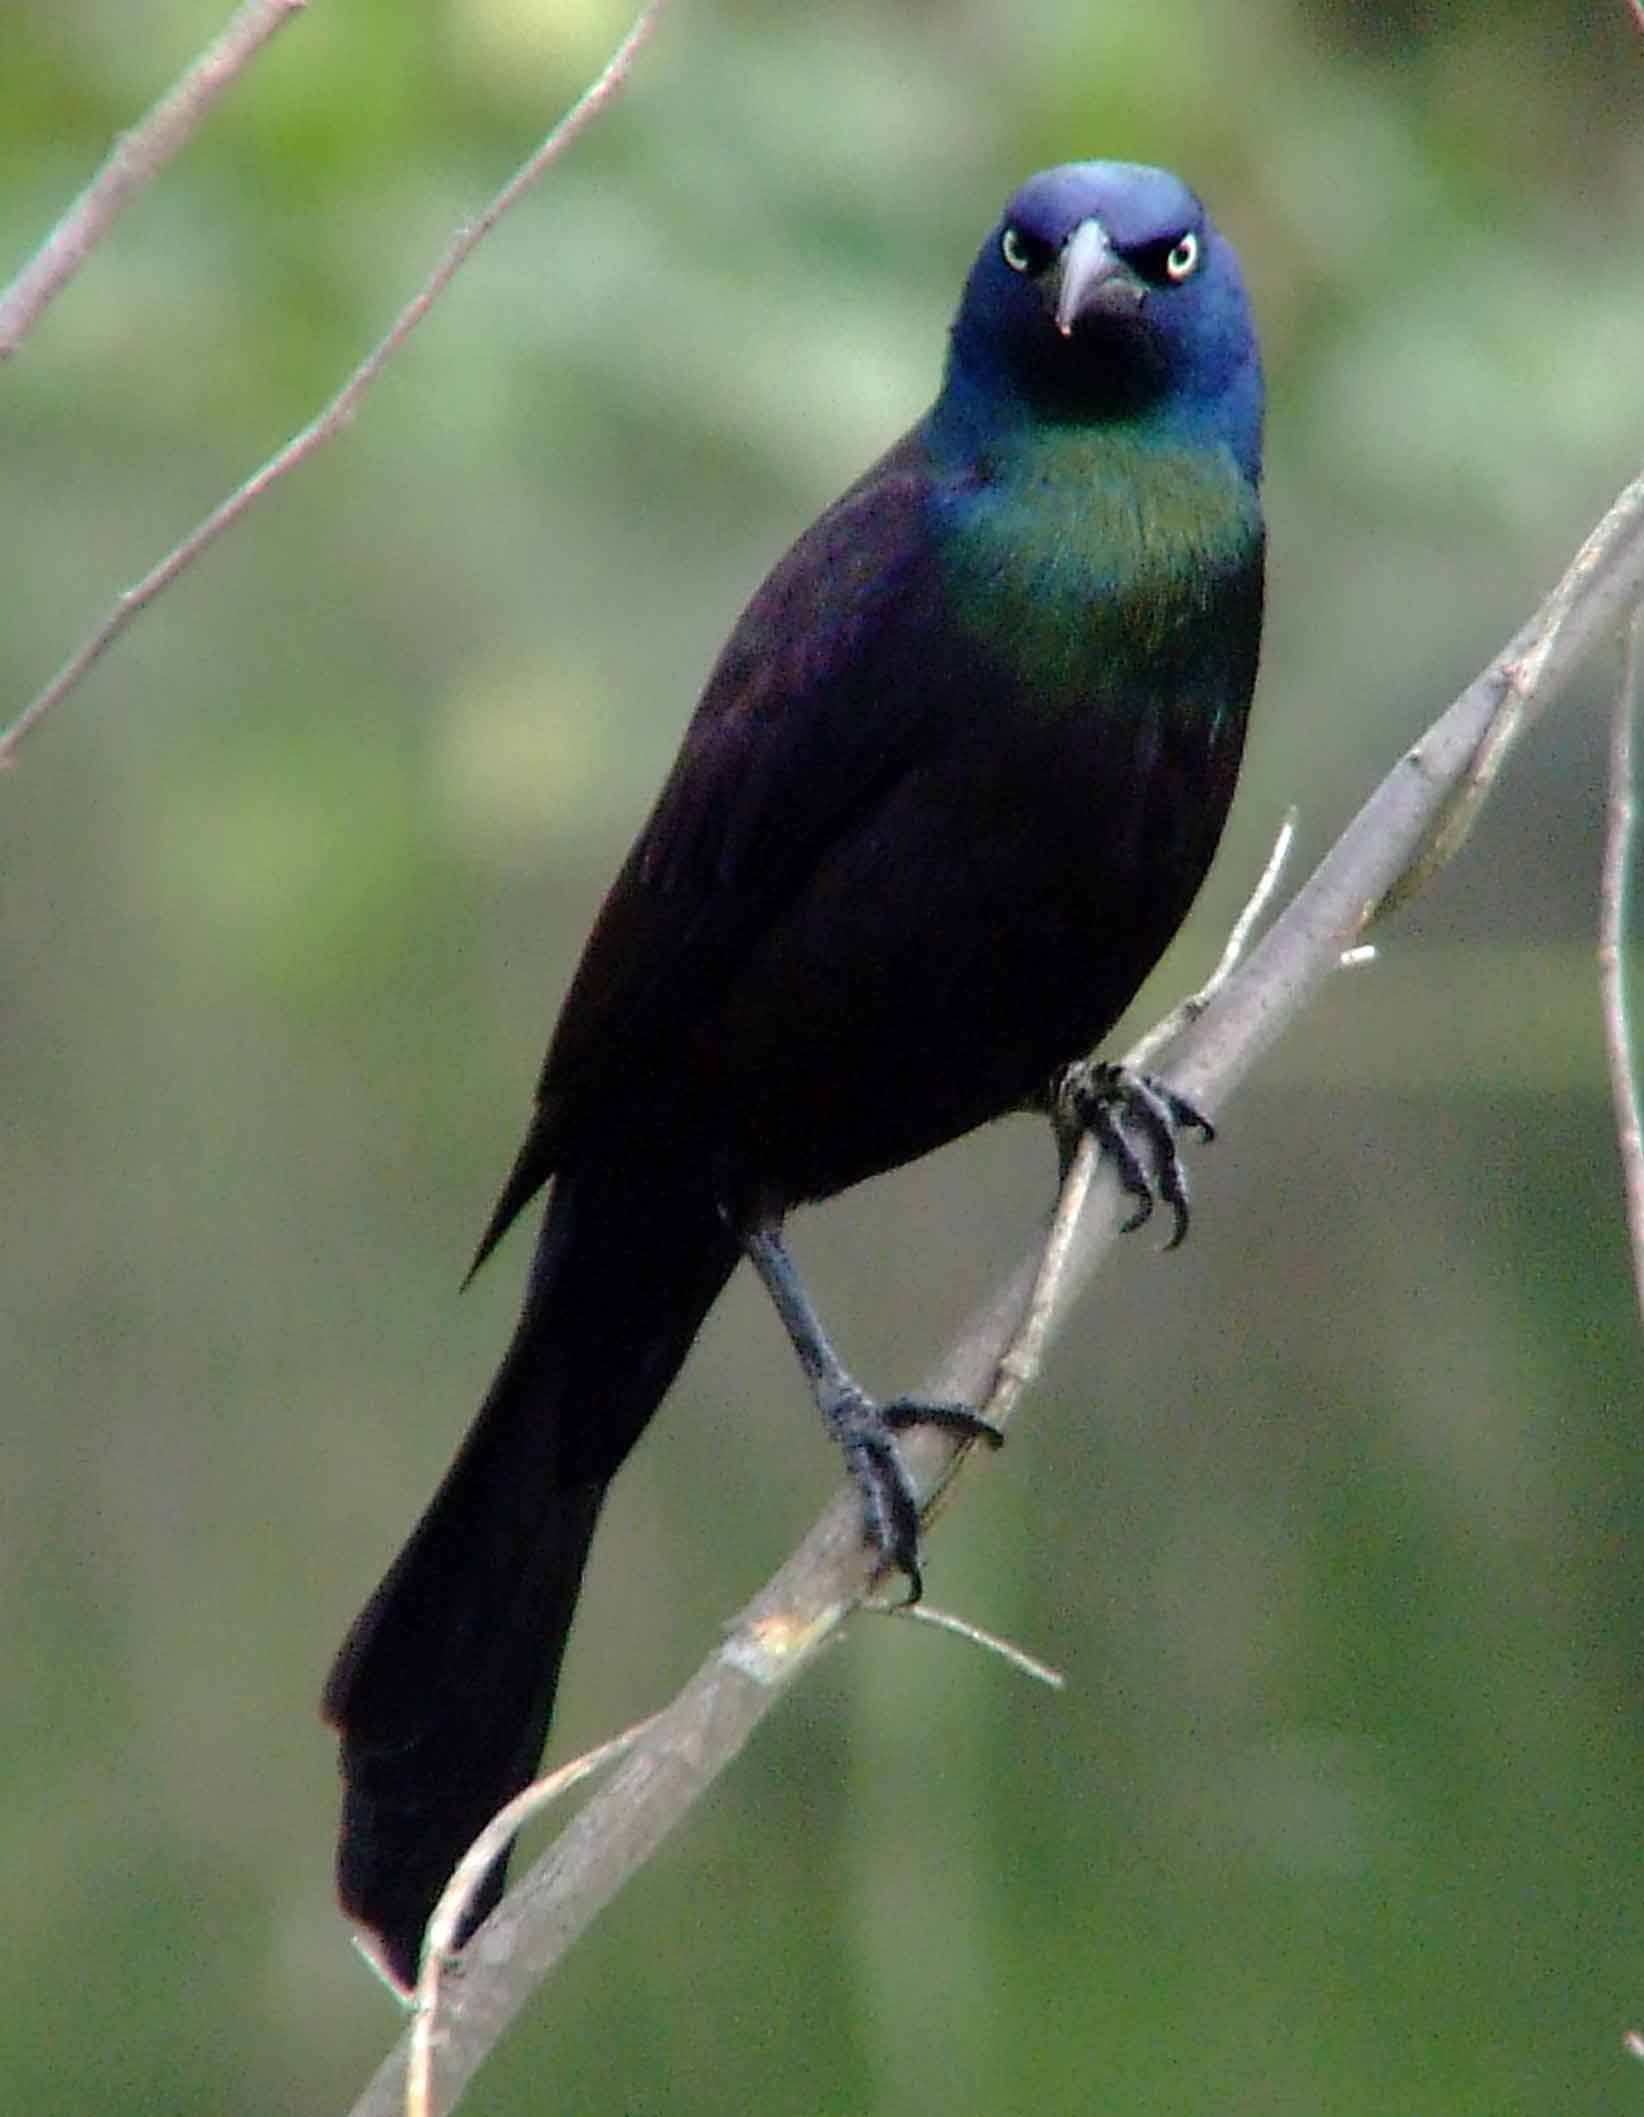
top-left (937, 161), bottom-right (1263, 482)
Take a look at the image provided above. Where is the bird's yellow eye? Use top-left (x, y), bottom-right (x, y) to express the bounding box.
top-left (1000, 225), bottom-right (1034, 274)
top-left (1165, 231), bottom-right (1200, 282)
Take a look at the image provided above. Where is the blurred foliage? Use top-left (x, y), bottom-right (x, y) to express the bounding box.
top-left (3, 3), bottom-right (1643, 2111)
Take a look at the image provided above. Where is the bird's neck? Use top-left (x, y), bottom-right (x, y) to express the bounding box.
top-left (931, 329), bottom-right (1263, 488)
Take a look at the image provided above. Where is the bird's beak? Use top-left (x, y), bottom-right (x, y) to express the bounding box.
top-left (1052, 218), bottom-right (1146, 338)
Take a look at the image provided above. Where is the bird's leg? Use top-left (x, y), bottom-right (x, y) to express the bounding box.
top-left (1046, 1058), bottom-right (1215, 1249)
top-left (741, 1226), bottom-right (1004, 1602)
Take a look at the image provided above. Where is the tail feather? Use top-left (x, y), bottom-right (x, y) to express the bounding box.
top-left (323, 1164), bottom-right (739, 1989)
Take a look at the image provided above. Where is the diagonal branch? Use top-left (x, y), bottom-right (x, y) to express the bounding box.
top-left (343, 466), bottom-right (1644, 2117)
top-left (0, 0), bottom-right (312, 362)
top-left (0, 0), bottom-right (675, 770)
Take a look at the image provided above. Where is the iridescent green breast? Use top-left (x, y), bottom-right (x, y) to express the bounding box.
top-left (933, 429), bottom-right (1263, 712)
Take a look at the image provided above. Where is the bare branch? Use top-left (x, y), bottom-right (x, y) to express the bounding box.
top-left (0, 0), bottom-right (675, 771)
top-left (0, 0), bottom-right (311, 362)
top-left (342, 462), bottom-right (1644, 2117)
top-left (1600, 613), bottom-right (1644, 1324)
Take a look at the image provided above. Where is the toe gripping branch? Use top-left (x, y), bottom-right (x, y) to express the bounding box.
top-left (1050, 1058), bottom-right (1215, 1249)
top-left (742, 1226), bottom-right (1004, 1603)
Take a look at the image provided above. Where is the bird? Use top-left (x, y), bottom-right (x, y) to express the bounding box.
top-left (323, 158), bottom-right (1265, 1993)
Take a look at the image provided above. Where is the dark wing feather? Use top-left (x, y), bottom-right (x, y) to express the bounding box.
top-left (471, 427), bottom-right (960, 1268)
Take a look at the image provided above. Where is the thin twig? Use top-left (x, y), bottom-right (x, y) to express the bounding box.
top-left (1371, 482), bottom-right (1630, 922)
top-left (871, 1602), bottom-right (1066, 1690)
top-left (407, 1720), bottom-right (652, 2117)
top-left (342, 469), bottom-right (1644, 2117)
top-left (0, 0), bottom-right (311, 361)
top-left (1600, 613), bottom-right (1644, 1325)
top-left (0, 0), bottom-right (675, 770)
top-left (1128, 807), bottom-right (1296, 1071)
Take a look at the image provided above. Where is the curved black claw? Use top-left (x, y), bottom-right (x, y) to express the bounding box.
top-left (1052, 1059), bottom-right (1214, 1249)
top-left (880, 1397), bottom-right (1007, 1450)
top-left (825, 1387), bottom-right (1003, 1603)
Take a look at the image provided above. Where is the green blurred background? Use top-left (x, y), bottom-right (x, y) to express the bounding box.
top-left (5, 3), bottom-right (1644, 2110)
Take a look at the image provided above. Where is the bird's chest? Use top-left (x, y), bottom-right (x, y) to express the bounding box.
top-left (931, 443), bottom-right (1255, 740)
top-left (918, 446), bottom-right (1261, 932)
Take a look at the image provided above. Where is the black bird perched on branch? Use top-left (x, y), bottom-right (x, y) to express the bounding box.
top-left (324, 159), bottom-right (1265, 1991)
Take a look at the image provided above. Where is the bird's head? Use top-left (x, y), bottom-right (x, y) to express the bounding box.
top-left (939, 161), bottom-right (1262, 478)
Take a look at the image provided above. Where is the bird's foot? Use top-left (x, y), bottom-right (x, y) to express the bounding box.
top-left (1051, 1059), bottom-right (1214, 1249)
top-left (822, 1383), bottom-right (1005, 1603)
top-left (740, 1225), bottom-right (1003, 1600)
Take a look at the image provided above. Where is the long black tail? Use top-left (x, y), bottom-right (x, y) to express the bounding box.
top-left (322, 1163), bottom-right (740, 1990)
